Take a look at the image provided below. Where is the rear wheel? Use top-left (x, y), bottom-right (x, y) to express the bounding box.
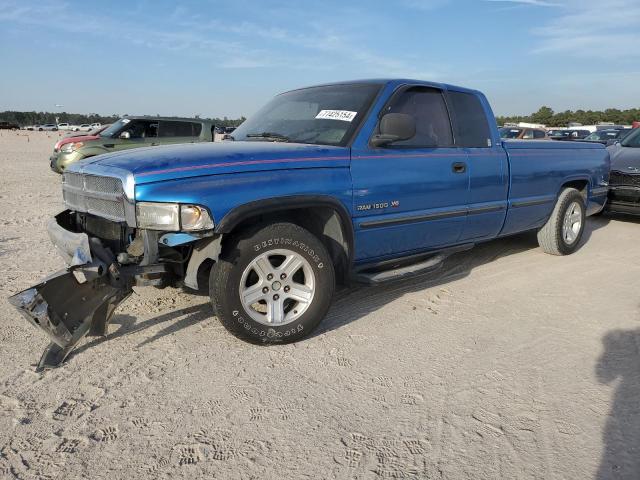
top-left (537, 188), bottom-right (586, 255)
top-left (210, 222), bottom-right (335, 343)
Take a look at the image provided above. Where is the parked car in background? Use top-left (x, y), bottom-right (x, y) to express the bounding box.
top-left (14, 79), bottom-right (610, 368)
top-left (549, 129), bottom-right (591, 141)
top-left (73, 124), bottom-right (92, 132)
top-left (64, 124), bottom-right (110, 139)
top-left (57, 123), bottom-right (73, 131)
top-left (38, 124), bottom-right (58, 131)
top-left (50, 125), bottom-right (113, 165)
top-left (583, 129), bottom-right (632, 146)
top-left (499, 127), bottom-right (548, 140)
top-left (50, 116), bottom-right (214, 173)
top-left (0, 120), bottom-right (19, 130)
top-left (90, 122), bottom-right (102, 130)
top-left (606, 129), bottom-right (640, 215)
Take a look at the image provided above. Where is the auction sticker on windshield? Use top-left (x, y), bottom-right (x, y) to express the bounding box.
top-left (315, 110), bottom-right (358, 122)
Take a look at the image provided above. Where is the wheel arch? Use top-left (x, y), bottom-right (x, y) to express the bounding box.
top-left (215, 196), bottom-right (354, 285)
top-left (558, 177), bottom-right (589, 200)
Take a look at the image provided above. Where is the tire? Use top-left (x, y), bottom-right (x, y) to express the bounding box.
top-left (210, 222), bottom-right (335, 343)
top-left (537, 188), bottom-right (586, 255)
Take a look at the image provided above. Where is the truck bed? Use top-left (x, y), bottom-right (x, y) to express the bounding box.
top-left (499, 140), bottom-right (610, 236)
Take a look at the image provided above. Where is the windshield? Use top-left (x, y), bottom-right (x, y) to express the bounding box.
top-left (621, 128), bottom-right (640, 147)
top-left (99, 119), bottom-right (130, 138)
top-left (499, 128), bottom-right (522, 139)
top-left (230, 83), bottom-right (382, 146)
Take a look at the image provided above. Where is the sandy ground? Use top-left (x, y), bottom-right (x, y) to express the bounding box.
top-left (0, 130), bottom-right (639, 480)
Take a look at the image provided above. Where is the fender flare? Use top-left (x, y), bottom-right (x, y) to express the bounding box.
top-left (214, 195), bottom-right (355, 266)
top-left (557, 175), bottom-right (591, 199)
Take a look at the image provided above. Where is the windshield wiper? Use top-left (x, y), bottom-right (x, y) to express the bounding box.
top-left (245, 132), bottom-right (290, 142)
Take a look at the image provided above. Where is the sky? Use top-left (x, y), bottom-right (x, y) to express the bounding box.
top-left (0, 0), bottom-right (638, 119)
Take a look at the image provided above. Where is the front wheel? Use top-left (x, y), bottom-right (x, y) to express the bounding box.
top-left (537, 188), bottom-right (586, 255)
top-left (210, 222), bottom-right (335, 343)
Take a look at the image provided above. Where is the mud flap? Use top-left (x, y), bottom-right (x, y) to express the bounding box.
top-left (8, 269), bottom-right (131, 371)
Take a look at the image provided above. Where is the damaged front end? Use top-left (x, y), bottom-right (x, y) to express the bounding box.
top-left (9, 211), bottom-right (174, 371)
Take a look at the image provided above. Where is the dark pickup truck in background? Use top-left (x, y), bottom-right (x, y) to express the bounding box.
top-left (10, 79), bottom-right (611, 369)
top-left (606, 128), bottom-right (640, 215)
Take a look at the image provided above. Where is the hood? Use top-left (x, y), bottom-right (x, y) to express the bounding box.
top-left (79, 141), bottom-right (350, 184)
top-left (607, 144), bottom-right (640, 173)
top-left (54, 134), bottom-right (100, 151)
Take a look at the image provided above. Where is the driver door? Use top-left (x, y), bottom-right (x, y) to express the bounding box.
top-left (351, 86), bottom-right (470, 262)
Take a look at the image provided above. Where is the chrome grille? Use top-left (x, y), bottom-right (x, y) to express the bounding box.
top-left (85, 175), bottom-right (122, 194)
top-left (86, 197), bottom-right (125, 219)
top-left (62, 173), bottom-right (127, 222)
top-left (64, 172), bottom-right (84, 189)
top-left (62, 190), bottom-right (84, 211)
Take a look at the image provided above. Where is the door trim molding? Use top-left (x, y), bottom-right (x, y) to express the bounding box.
top-left (358, 204), bottom-right (505, 229)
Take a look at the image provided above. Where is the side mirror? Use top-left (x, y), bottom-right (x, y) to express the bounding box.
top-left (371, 113), bottom-right (416, 147)
top-left (119, 131), bottom-right (131, 139)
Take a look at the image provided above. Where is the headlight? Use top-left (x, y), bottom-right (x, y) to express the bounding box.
top-left (180, 205), bottom-right (214, 231)
top-left (60, 142), bottom-right (84, 153)
top-left (136, 202), bottom-right (213, 231)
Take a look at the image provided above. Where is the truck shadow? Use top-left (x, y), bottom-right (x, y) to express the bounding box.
top-left (580, 214), bottom-right (610, 245)
top-left (317, 217), bottom-right (609, 336)
top-left (74, 304), bottom-right (210, 355)
top-left (601, 211), bottom-right (640, 225)
top-left (595, 327), bottom-right (640, 479)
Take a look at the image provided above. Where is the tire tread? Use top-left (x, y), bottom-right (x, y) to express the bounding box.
top-left (537, 187), bottom-right (585, 256)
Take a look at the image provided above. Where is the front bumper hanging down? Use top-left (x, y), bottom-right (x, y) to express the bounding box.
top-left (9, 271), bottom-right (131, 370)
top-left (8, 213), bottom-right (167, 371)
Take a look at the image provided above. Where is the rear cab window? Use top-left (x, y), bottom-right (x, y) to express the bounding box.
top-left (447, 91), bottom-right (492, 147)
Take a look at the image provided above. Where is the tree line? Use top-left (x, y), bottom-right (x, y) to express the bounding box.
top-left (0, 111), bottom-right (246, 128)
top-left (496, 106), bottom-right (640, 127)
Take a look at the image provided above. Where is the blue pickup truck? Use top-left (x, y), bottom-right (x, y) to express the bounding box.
top-left (10, 79), bottom-right (610, 369)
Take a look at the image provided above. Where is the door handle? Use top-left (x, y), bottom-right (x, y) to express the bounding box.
top-left (452, 162), bottom-right (466, 173)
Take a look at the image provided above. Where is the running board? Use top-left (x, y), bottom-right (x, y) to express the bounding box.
top-left (353, 244), bottom-right (474, 285)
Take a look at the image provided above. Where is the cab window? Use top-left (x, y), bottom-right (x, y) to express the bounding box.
top-left (382, 87), bottom-right (453, 148)
top-left (123, 120), bottom-right (158, 139)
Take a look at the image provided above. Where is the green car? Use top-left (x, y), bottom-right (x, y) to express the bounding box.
top-left (50, 116), bottom-right (215, 173)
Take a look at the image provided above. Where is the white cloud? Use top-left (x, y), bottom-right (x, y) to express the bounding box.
top-left (0, 0), bottom-right (444, 78)
top-left (531, 0), bottom-right (640, 58)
